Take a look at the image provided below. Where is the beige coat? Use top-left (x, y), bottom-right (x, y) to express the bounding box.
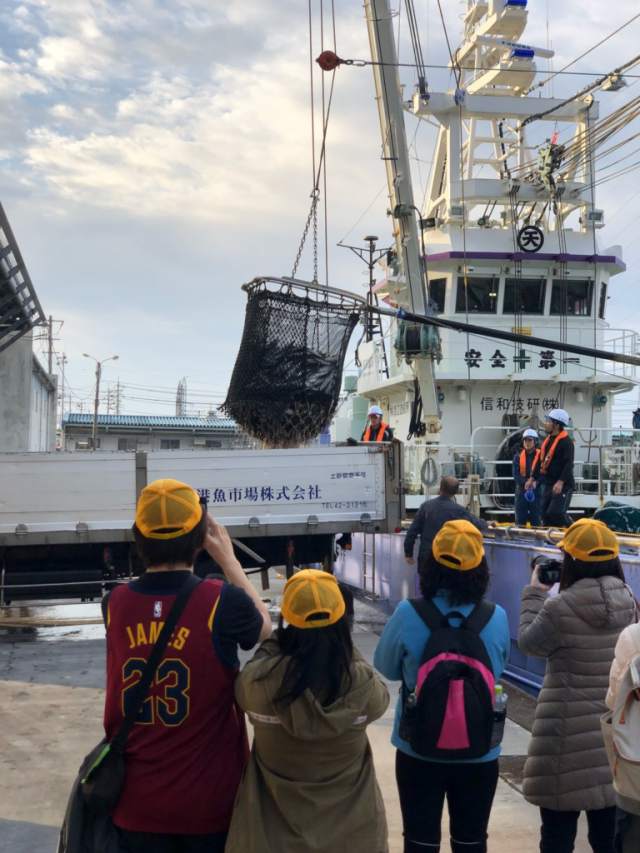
top-left (518, 577), bottom-right (636, 812)
top-left (606, 621), bottom-right (640, 710)
top-left (606, 621), bottom-right (640, 816)
top-left (225, 638), bottom-right (390, 853)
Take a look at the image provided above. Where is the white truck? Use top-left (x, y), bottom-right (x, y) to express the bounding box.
top-left (0, 443), bottom-right (402, 602)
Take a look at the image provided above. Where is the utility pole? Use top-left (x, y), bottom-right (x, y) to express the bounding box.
top-left (341, 236), bottom-right (389, 340)
top-left (340, 236), bottom-right (390, 378)
top-left (57, 353), bottom-right (68, 426)
top-left (115, 379), bottom-right (122, 415)
top-left (83, 353), bottom-right (119, 450)
top-left (92, 361), bottom-right (101, 449)
top-left (47, 315), bottom-right (53, 374)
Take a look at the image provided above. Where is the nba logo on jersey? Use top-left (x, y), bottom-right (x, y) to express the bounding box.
top-left (153, 601), bottom-right (162, 618)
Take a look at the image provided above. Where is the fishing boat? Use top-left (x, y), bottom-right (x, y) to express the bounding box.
top-left (325, 0), bottom-right (640, 688)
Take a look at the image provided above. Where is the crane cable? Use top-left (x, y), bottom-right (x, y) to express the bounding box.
top-left (527, 11), bottom-right (640, 95)
top-left (404, 0), bottom-right (428, 98)
top-left (291, 1), bottom-right (337, 282)
top-left (520, 54), bottom-right (640, 130)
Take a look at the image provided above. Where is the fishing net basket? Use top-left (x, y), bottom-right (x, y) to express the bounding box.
top-left (223, 278), bottom-right (362, 447)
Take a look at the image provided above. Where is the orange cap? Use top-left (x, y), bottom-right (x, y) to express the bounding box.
top-left (558, 518), bottom-right (619, 562)
top-left (281, 569), bottom-right (346, 629)
top-left (432, 519), bottom-right (485, 572)
top-left (135, 479), bottom-right (203, 540)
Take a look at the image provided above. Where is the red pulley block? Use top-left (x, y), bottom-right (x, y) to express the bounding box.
top-left (316, 50), bottom-right (342, 71)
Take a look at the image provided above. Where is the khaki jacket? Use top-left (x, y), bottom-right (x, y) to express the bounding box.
top-left (225, 638), bottom-right (389, 853)
top-left (519, 577), bottom-right (636, 812)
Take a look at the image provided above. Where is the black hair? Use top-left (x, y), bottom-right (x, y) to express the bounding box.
top-left (419, 552), bottom-right (490, 605)
top-left (559, 552), bottom-right (626, 591)
top-left (269, 615), bottom-right (353, 708)
top-left (133, 508), bottom-right (207, 569)
top-left (439, 476), bottom-right (459, 497)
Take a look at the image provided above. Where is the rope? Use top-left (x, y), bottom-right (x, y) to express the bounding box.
top-left (528, 11), bottom-right (640, 94)
top-left (521, 54), bottom-right (640, 129)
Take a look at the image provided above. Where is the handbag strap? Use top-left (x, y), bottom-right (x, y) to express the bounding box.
top-left (111, 573), bottom-right (201, 750)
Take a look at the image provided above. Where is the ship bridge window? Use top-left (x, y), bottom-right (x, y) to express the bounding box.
top-left (455, 276), bottom-right (498, 314)
top-left (599, 283), bottom-right (607, 319)
top-left (503, 277), bottom-right (546, 314)
top-left (428, 277), bottom-right (446, 312)
top-left (550, 279), bottom-right (593, 316)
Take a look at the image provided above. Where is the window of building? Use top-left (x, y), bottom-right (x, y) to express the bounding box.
top-left (160, 439), bottom-right (181, 450)
top-left (503, 277), bottom-right (546, 314)
top-left (550, 279), bottom-right (593, 316)
top-left (75, 438), bottom-right (100, 450)
top-left (205, 439), bottom-right (222, 448)
top-left (599, 283), bottom-right (608, 319)
top-left (455, 276), bottom-right (498, 313)
top-left (117, 438), bottom-right (138, 451)
top-left (428, 278), bottom-right (447, 313)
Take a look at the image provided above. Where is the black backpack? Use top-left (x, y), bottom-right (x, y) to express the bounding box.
top-left (400, 598), bottom-right (496, 760)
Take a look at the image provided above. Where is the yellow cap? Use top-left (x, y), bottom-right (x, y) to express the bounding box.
top-left (281, 569), bottom-right (346, 629)
top-left (558, 518), bottom-right (619, 562)
top-left (432, 519), bottom-right (485, 572)
top-left (135, 479), bottom-right (203, 540)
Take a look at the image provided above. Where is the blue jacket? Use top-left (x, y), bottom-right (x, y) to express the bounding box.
top-left (374, 593), bottom-right (510, 762)
top-left (512, 448), bottom-right (540, 489)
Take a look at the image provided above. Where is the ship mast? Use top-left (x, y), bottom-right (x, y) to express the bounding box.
top-left (363, 0), bottom-right (441, 436)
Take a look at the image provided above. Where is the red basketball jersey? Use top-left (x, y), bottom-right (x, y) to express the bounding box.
top-left (104, 578), bottom-right (249, 834)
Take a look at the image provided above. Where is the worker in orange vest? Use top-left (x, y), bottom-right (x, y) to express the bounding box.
top-left (539, 408), bottom-right (574, 527)
top-left (360, 405), bottom-right (393, 442)
top-left (513, 428), bottom-right (541, 527)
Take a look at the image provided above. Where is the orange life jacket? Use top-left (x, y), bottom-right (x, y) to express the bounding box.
top-left (519, 448), bottom-right (541, 478)
top-left (363, 421), bottom-right (389, 442)
top-left (539, 430), bottom-right (569, 475)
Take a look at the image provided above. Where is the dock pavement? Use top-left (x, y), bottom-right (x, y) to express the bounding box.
top-left (0, 580), bottom-right (595, 852)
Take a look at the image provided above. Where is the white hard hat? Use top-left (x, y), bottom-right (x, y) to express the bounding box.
top-left (523, 428), bottom-right (538, 439)
top-left (368, 404), bottom-right (383, 416)
top-left (545, 408), bottom-right (570, 426)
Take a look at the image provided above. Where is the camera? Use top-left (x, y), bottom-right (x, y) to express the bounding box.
top-left (531, 555), bottom-right (562, 586)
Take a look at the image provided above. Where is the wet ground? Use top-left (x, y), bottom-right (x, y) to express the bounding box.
top-left (0, 578), bottom-right (595, 852)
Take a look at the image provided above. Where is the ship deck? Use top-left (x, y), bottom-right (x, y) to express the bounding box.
top-left (1, 572), bottom-right (598, 852)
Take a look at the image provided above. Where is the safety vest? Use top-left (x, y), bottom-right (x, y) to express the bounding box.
top-left (540, 430), bottom-right (569, 475)
top-left (519, 448), bottom-right (541, 478)
top-left (363, 421), bottom-right (389, 442)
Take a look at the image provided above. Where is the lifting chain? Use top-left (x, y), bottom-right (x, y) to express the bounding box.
top-left (291, 188), bottom-right (320, 282)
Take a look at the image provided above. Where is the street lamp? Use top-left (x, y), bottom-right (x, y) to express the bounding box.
top-left (83, 353), bottom-right (119, 450)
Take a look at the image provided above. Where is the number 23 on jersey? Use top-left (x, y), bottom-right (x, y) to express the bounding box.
top-left (122, 657), bottom-right (190, 727)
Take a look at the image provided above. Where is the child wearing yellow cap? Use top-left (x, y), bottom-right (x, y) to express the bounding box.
top-left (518, 517), bottom-right (636, 852)
top-left (101, 479), bottom-right (272, 853)
top-left (225, 569), bottom-right (390, 853)
top-left (374, 520), bottom-right (510, 853)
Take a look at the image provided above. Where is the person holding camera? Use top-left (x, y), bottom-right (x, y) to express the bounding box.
top-left (539, 408), bottom-right (574, 527)
top-left (518, 518), bottom-right (636, 853)
top-left (513, 428), bottom-right (541, 527)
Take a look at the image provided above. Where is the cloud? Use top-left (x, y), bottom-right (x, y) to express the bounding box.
top-left (3, 0), bottom-right (640, 416)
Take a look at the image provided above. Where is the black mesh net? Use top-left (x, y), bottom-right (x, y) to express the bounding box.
top-left (224, 279), bottom-right (361, 447)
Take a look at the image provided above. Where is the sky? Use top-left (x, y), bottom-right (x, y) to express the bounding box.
top-left (1, 0), bottom-right (640, 423)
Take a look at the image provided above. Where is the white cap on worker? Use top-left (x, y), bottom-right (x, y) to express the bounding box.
top-left (523, 428), bottom-right (538, 439)
top-left (368, 404), bottom-right (383, 416)
top-left (545, 408), bottom-right (570, 426)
